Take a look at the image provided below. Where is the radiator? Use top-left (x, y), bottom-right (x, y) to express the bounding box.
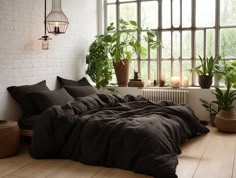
top-left (142, 88), bottom-right (189, 104)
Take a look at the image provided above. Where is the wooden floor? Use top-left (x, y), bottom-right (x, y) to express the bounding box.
top-left (0, 126), bottom-right (236, 178)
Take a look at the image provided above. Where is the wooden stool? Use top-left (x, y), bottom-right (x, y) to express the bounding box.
top-left (0, 121), bottom-right (20, 158)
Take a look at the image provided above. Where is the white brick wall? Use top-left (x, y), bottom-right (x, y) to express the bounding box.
top-left (0, 0), bottom-right (97, 120)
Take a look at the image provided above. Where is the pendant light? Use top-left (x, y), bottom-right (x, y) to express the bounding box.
top-left (39, 0), bottom-right (52, 50)
top-left (46, 0), bottom-right (69, 35)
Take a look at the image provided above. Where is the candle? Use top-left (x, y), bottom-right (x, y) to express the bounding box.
top-left (183, 78), bottom-right (189, 87)
top-left (171, 76), bottom-right (180, 88)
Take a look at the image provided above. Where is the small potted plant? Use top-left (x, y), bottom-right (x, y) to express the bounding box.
top-left (192, 56), bottom-right (220, 88)
top-left (86, 19), bottom-right (160, 88)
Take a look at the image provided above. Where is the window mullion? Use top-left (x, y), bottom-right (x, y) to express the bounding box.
top-left (191, 0), bottom-right (196, 86)
top-left (137, 0), bottom-right (141, 76)
top-left (158, 0), bottom-right (162, 83)
top-left (215, 0), bottom-right (220, 86)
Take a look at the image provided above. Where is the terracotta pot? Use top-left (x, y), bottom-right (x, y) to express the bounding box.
top-left (215, 110), bottom-right (236, 132)
top-left (113, 59), bottom-right (129, 87)
top-left (198, 75), bottom-right (213, 89)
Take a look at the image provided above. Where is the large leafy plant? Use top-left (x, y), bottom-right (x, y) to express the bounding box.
top-left (192, 56), bottom-right (220, 76)
top-left (200, 60), bottom-right (236, 112)
top-left (86, 19), bottom-right (160, 89)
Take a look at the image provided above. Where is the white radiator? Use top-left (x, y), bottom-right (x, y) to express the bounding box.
top-left (142, 88), bottom-right (189, 104)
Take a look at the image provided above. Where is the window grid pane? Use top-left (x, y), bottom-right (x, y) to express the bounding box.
top-left (104, 0), bottom-right (236, 87)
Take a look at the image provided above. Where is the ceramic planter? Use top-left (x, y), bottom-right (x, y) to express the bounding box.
top-left (215, 110), bottom-right (236, 132)
top-left (198, 75), bottom-right (213, 89)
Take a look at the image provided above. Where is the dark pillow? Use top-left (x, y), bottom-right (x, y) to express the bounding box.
top-left (64, 85), bottom-right (97, 98)
top-left (7, 81), bottom-right (49, 116)
top-left (57, 76), bottom-right (91, 87)
top-left (29, 88), bottom-right (74, 113)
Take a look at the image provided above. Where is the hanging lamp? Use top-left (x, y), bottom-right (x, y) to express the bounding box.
top-left (39, 0), bottom-right (52, 50)
top-left (46, 0), bottom-right (69, 35)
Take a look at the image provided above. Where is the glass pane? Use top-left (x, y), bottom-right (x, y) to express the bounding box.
top-left (162, 0), bottom-right (171, 29)
top-left (220, 28), bottom-right (236, 58)
top-left (182, 0), bottom-right (191, 27)
top-left (161, 60), bottom-right (171, 85)
top-left (182, 31), bottom-right (191, 58)
top-left (195, 30), bottom-right (204, 58)
top-left (150, 61), bottom-right (157, 82)
top-left (162, 32), bottom-right (171, 58)
top-left (173, 0), bottom-right (180, 27)
top-left (194, 59), bottom-right (201, 85)
top-left (173, 60), bottom-right (180, 77)
top-left (140, 61), bottom-right (148, 82)
top-left (150, 48), bottom-right (157, 60)
top-left (141, 1), bottom-right (158, 29)
top-left (173, 31), bottom-right (180, 59)
top-left (107, 0), bottom-right (116, 3)
top-left (120, 32), bottom-right (137, 59)
top-left (129, 60), bottom-right (138, 80)
top-left (206, 29), bottom-right (215, 57)
top-left (182, 60), bottom-right (192, 86)
top-left (119, 0), bottom-right (133, 2)
top-left (120, 3), bottom-right (137, 22)
top-left (220, 0), bottom-right (236, 26)
top-left (196, 0), bottom-right (215, 27)
top-left (140, 32), bottom-right (148, 59)
top-left (107, 5), bottom-right (116, 26)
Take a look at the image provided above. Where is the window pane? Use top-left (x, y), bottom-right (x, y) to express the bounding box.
top-left (129, 60), bottom-right (138, 79)
top-left (182, 31), bottom-right (191, 58)
top-left (195, 30), bottom-right (204, 57)
top-left (141, 1), bottom-right (158, 29)
top-left (150, 61), bottom-right (157, 82)
top-left (196, 0), bottom-right (215, 27)
top-left (120, 3), bottom-right (137, 21)
top-left (150, 48), bottom-right (157, 60)
top-left (173, 31), bottom-right (180, 59)
top-left (220, 0), bottom-right (236, 26)
top-left (206, 29), bottom-right (215, 57)
top-left (119, 0), bottom-right (133, 2)
top-left (220, 28), bottom-right (236, 58)
top-left (182, 0), bottom-right (191, 27)
top-left (162, 31), bottom-right (171, 58)
top-left (107, 0), bottom-right (116, 2)
top-left (173, 60), bottom-right (180, 77)
top-left (161, 60), bottom-right (171, 85)
top-left (121, 32), bottom-right (138, 59)
top-left (140, 61), bottom-right (148, 82)
top-left (162, 0), bottom-right (171, 29)
top-left (173, 0), bottom-right (180, 27)
top-left (182, 60), bottom-right (192, 85)
top-left (141, 32), bottom-right (148, 59)
top-left (107, 5), bottom-right (117, 26)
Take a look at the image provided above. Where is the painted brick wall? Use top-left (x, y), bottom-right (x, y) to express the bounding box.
top-left (0, 0), bottom-right (97, 120)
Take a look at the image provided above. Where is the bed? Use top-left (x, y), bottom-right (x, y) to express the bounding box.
top-left (7, 77), bottom-right (209, 178)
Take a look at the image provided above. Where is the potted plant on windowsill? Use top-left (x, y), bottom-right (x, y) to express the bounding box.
top-left (86, 19), bottom-right (160, 89)
top-left (192, 56), bottom-right (220, 89)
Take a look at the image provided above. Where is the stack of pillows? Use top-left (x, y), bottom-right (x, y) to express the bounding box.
top-left (7, 76), bottom-right (97, 130)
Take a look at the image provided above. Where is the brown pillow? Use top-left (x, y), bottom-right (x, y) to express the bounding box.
top-left (7, 81), bottom-right (49, 116)
top-left (57, 76), bottom-right (91, 87)
top-left (64, 85), bottom-right (97, 98)
top-left (29, 88), bottom-right (74, 113)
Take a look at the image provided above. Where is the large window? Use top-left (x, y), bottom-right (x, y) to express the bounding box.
top-left (104, 0), bottom-right (236, 86)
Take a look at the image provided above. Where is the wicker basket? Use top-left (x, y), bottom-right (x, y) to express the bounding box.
top-left (0, 121), bottom-right (20, 158)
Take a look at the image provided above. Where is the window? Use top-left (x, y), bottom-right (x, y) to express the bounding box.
top-left (104, 0), bottom-right (236, 86)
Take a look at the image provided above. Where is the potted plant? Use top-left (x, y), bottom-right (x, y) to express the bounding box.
top-left (213, 60), bottom-right (236, 132)
top-left (86, 19), bottom-right (160, 88)
top-left (199, 98), bottom-right (220, 126)
top-left (192, 56), bottom-right (220, 88)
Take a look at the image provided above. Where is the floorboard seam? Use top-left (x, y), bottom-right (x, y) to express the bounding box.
top-left (231, 142), bottom-right (236, 178)
top-left (192, 132), bottom-right (213, 178)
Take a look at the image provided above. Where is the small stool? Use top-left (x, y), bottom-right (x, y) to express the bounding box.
top-left (0, 121), bottom-right (20, 158)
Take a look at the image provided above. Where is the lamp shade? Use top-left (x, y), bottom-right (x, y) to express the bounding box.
top-left (46, 0), bottom-right (69, 35)
top-left (39, 35), bottom-right (52, 50)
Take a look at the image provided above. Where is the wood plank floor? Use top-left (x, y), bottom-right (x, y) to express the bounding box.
top-left (1, 126), bottom-right (236, 178)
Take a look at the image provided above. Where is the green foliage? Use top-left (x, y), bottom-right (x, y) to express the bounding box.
top-left (86, 19), bottom-right (160, 89)
top-left (200, 59), bottom-right (236, 112)
top-left (192, 56), bottom-right (220, 76)
top-left (211, 87), bottom-right (236, 111)
top-left (199, 98), bottom-right (220, 114)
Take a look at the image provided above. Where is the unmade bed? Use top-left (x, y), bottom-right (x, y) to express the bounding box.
top-left (29, 94), bottom-right (209, 178)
